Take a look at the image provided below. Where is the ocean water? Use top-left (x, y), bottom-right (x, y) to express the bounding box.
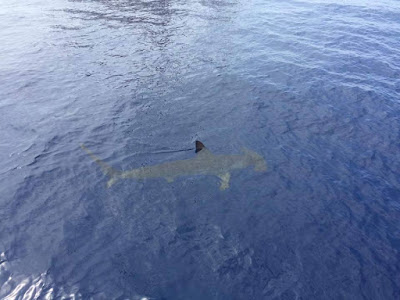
top-left (1, 0), bottom-right (400, 298)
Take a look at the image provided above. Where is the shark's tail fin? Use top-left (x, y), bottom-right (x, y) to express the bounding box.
top-left (80, 144), bottom-right (120, 188)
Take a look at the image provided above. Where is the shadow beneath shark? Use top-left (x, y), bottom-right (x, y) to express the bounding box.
top-left (81, 141), bottom-right (267, 190)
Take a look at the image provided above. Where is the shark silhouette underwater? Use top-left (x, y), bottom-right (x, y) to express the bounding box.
top-left (81, 141), bottom-right (267, 190)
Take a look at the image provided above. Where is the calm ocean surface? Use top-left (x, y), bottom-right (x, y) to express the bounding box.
top-left (1, 0), bottom-right (400, 299)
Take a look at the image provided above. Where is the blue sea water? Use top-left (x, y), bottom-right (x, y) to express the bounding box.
top-left (1, 0), bottom-right (400, 298)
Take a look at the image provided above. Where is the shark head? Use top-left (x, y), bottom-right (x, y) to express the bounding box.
top-left (242, 147), bottom-right (267, 172)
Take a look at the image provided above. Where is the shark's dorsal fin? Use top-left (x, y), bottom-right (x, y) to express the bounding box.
top-left (195, 140), bottom-right (213, 157)
top-left (195, 140), bottom-right (206, 153)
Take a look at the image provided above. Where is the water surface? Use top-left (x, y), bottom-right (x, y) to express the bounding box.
top-left (1, 0), bottom-right (400, 299)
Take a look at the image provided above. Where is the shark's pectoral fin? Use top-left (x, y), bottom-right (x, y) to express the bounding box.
top-left (218, 173), bottom-right (231, 190)
top-left (106, 171), bottom-right (121, 188)
top-left (107, 176), bottom-right (118, 188)
top-left (165, 177), bottom-right (174, 183)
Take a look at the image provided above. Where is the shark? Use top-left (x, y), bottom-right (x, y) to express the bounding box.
top-left (81, 141), bottom-right (267, 190)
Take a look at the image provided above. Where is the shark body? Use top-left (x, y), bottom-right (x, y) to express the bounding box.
top-left (81, 141), bottom-right (266, 190)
